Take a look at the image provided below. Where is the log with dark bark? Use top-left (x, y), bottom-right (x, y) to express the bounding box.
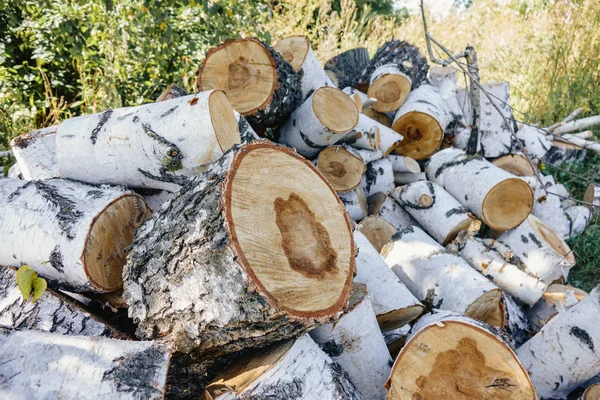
top-left (0, 178), bottom-right (150, 293)
top-left (197, 38), bottom-right (302, 133)
top-left (10, 126), bottom-right (59, 180)
top-left (324, 47), bottom-right (370, 89)
top-left (386, 311), bottom-right (536, 399)
top-left (0, 327), bottom-right (172, 399)
top-left (123, 141), bottom-right (355, 359)
top-left (156, 83), bottom-right (189, 102)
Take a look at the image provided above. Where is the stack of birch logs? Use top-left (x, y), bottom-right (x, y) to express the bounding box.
top-left (1, 35), bottom-right (599, 400)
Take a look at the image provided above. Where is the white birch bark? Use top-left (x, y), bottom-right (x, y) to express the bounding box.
top-left (545, 139), bottom-right (587, 164)
top-left (57, 91), bottom-right (240, 192)
top-left (338, 186), bottom-right (368, 222)
top-left (393, 172), bottom-right (426, 185)
top-left (0, 327), bottom-right (172, 400)
top-left (139, 189), bottom-right (174, 213)
top-left (0, 178), bottom-right (149, 293)
top-left (526, 283), bottom-right (587, 332)
top-left (368, 192), bottom-right (418, 231)
top-left (349, 114), bottom-right (404, 156)
top-left (7, 163), bottom-right (21, 179)
top-left (342, 87), bottom-right (370, 108)
top-left (516, 125), bottom-right (551, 161)
top-left (362, 158), bottom-right (395, 197)
top-left (555, 135), bottom-right (600, 152)
top-left (393, 181), bottom-right (476, 245)
top-left (353, 231), bottom-right (424, 329)
top-left (585, 184), bottom-right (600, 207)
top-left (517, 286), bottom-right (600, 399)
top-left (565, 205), bottom-right (592, 238)
top-left (503, 293), bottom-right (532, 346)
top-left (383, 226), bottom-right (505, 327)
top-left (387, 154), bottom-right (420, 173)
top-left (552, 115), bottom-right (600, 135)
top-left (10, 126), bottom-right (59, 180)
top-left (532, 175), bottom-right (570, 239)
top-left (563, 130), bottom-right (594, 140)
top-left (297, 46), bottom-right (336, 99)
top-left (497, 215), bottom-right (575, 283)
top-left (428, 65), bottom-right (466, 128)
top-left (311, 287), bottom-right (392, 400)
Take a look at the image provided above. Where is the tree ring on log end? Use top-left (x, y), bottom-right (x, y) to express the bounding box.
top-left (491, 154), bottom-right (536, 177)
top-left (208, 90), bottom-right (241, 152)
top-left (273, 35), bottom-right (310, 72)
top-left (367, 73), bottom-right (411, 113)
top-left (386, 321), bottom-right (536, 399)
top-left (317, 146), bottom-right (366, 192)
top-left (482, 179), bottom-right (533, 231)
top-left (83, 194), bottom-right (151, 291)
top-left (198, 38), bottom-right (277, 115)
top-left (392, 111), bottom-right (443, 160)
top-left (465, 288), bottom-right (505, 327)
top-left (529, 215), bottom-right (575, 265)
top-left (357, 216), bottom-right (397, 252)
top-left (225, 143), bottom-right (355, 318)
top-left (312, 87), bottom-right (359, 133)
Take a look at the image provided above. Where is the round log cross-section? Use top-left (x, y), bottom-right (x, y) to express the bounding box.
top-left (124, 141), bottom-right (355, 357)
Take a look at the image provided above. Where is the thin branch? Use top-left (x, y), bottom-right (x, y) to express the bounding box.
top-left (544, 107), bottom-right (584, 133)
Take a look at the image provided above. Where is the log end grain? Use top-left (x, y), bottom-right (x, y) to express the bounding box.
top-left (273, 35), bottom-right (309, 71)
top-left (482, 178), bottom-right (533, 231)
top-left (312, 87), bottom-right (359, 133)
top-left (209, 90), bottom-right (242, 152)
top-left (393, 111), bottom-right (444, 160)
top-left (492, 154), bottom-right (536, 177)
top-left (367, 72), bottom-right (411, 113)
top-left (317, 146), bottom-right (366, 192)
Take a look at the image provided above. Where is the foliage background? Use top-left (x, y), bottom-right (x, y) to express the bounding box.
top-left (1, 0), bottom-right (599, 289)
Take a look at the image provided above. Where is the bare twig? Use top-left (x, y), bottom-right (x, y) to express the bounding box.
top-left (544, 107), bottom-right (584, 133)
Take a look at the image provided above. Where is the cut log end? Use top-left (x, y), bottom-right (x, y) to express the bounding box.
top-left (273, 35), bottom-right (309, 71)
top-left (582, 383), bottom-right (600, 399)
top-left (482, 178), bottom-right (533, 231)
top-left (393, 111), bottom-right (444, 160)
top-left (317, 146), bottom-right (365, 192)
top-left (492, 154), bottom-right (536, 177)
top-left (362, 103), bottom-right (392, 127)
top-left (367, 73), bottom-right (411, 113)
top-left (312, 87), bottom-right (359, 133)
top-left (84, 194), bottom-right (151, 291)
top-left (377, 305), bottom-right (426, 331)
top-left (529, 215), bottom-right (575, 265)
top-left (444, 217), bottom-right (475, 246)
top-left (387, 320), bottom-right (536, 400)
top-left (198, 38), bottom-right (277, 115)
top-left (465, 288), bottom-right (505, 327)
top-left (584, 183), bottom-right (597, 205)
top-left (357, 216), bottom-right (397, 252)
top-left (225, 143), bottom-right (355, 317)
top-left (209, 90), bottom-right (242, 151)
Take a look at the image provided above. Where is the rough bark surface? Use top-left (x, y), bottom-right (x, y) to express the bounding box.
top-left (324, 48), bottom-right (370, 89)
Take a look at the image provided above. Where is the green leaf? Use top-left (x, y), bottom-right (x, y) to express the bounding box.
top-left (16, 265), bottom-right (36, 300)
top-left (32, 277), bottom-right (47, 302)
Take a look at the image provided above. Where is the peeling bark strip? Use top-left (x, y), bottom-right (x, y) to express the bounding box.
top-left (517, 286), bottom-right (600, 399)
top-left (324, 47), bottom-right (370, 89)
top-left (0, 266), bottom-right (121, 337)
top-left (57, 91), bottom-right (240, 192)
top-left (0, 327), bottom-right (171, 399)
top-left (10, 125), bottom-right (60, 180)
top-left (203, 334), bottom-right (361, 400)
top-left (0, 178), bottom-right (150, 293)
top-left (123, 142), bottom-right (355, 358)
top-left (386, 311), bottom-right (536, 400)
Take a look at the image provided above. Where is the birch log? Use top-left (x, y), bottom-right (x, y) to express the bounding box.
top-left (515, 125), bottom-right (552, 161)
top-left (428, 65), bottom-right (466, 129)
top-left (123, 142), bottom-right (355, 357)
top-left (386, 311), bottom-right (536, 400)
top-left (426, 147), bottom-right (533, 231)
top-left (10, 126), bottom-right (59, 180)
top-left (492, 153), bottom-right (536, 176)
top-left (392, 181), bottom-right (477, 245)
top-left (366, 64), bottom-right (412, 113)
top-left (0, 327), bottom-right (172, 400)
top-left (361, 158), bottom-right (395, 197)
top-left (544, 107), bottom-right (584, 133)
top-left (338, 186), bottom-right (368, 221)
top-left (203, 334), bottom-right (361, 400)
top-left (353, 231), bottom-right (424, 330)
top-left (517, 286), bottom-right (600, 399)
top-left (0, 178), bottom-right (150, 293)
top-left (357, 216), bottom-right (397, 252)
top-left (0, 266), bottom-right (122, 337)
top-left (197, 38), bottom-right (302, 132)
top-left (497, 215), bottom-right (575, 283)
top-left (387, 154), bottom-right (420, 173)
top-left (351, 114), bottom-right (404, 156)
top-left (324, 47), bottom-right (370, 89)
top-left (311, 284), bottom-right (392, 400)
top-left (545, 139), bottom-right (587, 164)
top-left (274, 35), bottom-right (335, 100)
top-left (502, 293), bottom-right (532, 347)
top-left (552, 114), bottom-right (600, 135)
top-left (532, 175), bottom-right (570, 239)
top-left (367, 192), bottom-right (418, 231)
top-left (382, 325), bottom-right (410, 359)
top-left (57, 91), bottom-right (240, 192)
top-left (383, 226), bottom-right (505, 327)
top-left (138, 189), bottom-right (174, 213)
top-left (526, 283), bottom-right (587, 332)
top-left (392, 84), bottom-right (451, 160)
top-left (317, 145), bottom-right (380, 191)
top-left (279, 87), bottom-right (359, 158)
top-left (449, 233), bottom-right (547, 306)
top-left (565, 205), bottom-right (592, 238)
top-left (393, 172), bottom-right (426, 185)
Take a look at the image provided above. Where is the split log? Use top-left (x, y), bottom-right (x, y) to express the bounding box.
top-left (383, 226), bottom-right (505, 327)
top-left (324, 47), bottom-right (370, 89)
top-left (449, 233), bottom-right (547, 306)
top-left (197, 38), bottom-right (302, 132)
top-left (279, 87), bottom-right (359, 158)
top-left (585, 183), bottom-right (600, 207)
top-left (0, 178), bottom-right (150, 293)
top-left (311, 284), bottom-right (392, 399)
top-left (156, 83), bottom-right (189, 102)
top-left (123, 142), bottom-right (355, 357)
top-left (0, 266), bottom-right (122, 337)
top-left (317, 145), bottom-right (380, 192)
top-left (366, 64), bottom-right (412, 113)
top-left (544, 139), bottom-right (587, 164)
top-left (517, 286), bottom-right (600, 399)
top-left (354, 231), bottom-right (424, 330)
top-left (387, 154), bottom-right (420, 173)
top-left (532, 175), bottom-right (570, 239)
top-left (274, 35), bottom-right (335, 100)
top-left (392, 84), bottom-right (451, 160)
top-left (552, 114), bottom-right (600, 135)
top-left (338, 186), bottom-right (368, 222)
top-left (457, 82), bottom-right (517, 158)
top-left (526, 283), bottom-right (587, 332)
top-left (357, 216), bottom-right (397, 252)
top-left (10, 126), bottom-right (59, 180)
top-left (491, 153), bottom-right (536, 176)
top-left (386, 311), bottom-right (536, 399)
top-left (515, 125), bottom-right (552, 161)
top-left (361, 158), bottom-right (395, 197)
top-left (57, 91), bottom-right (240, 192)
top-left (203, 334), bottom-right (361, 400)
top-left (354, 40), bottom-right (429, 93)
top-left (496, 214), bottom-right (575, 283)
top-left (581, 383), bottom-right (600, 399)
top-left (392, 181), bottom-right (476, 245)
top-left (367, 192), bottom-right (418, 231)
top-left (0, 327), bottom-right (171, 399)
top-left (426, 147), bottom-right (533, 231)
top-left (393, 172), bottom-right (426, 185)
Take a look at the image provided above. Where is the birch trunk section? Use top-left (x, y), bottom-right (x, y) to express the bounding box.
top-left (10, 126), bottom-right (59, 180)
top-left (338, 186), bottom-right (368, 222)
top-left (531, 175), bottom-right (570, 239)
top-left (361, 158), bottom-right (395, 197)
top-left (324, 48), bottom-right (370, 89)
top-left (526, 283), bottom-right (587, 332)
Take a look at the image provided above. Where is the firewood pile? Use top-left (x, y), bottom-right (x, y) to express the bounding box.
top-left (2, 35), bottom-right (600, 400)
